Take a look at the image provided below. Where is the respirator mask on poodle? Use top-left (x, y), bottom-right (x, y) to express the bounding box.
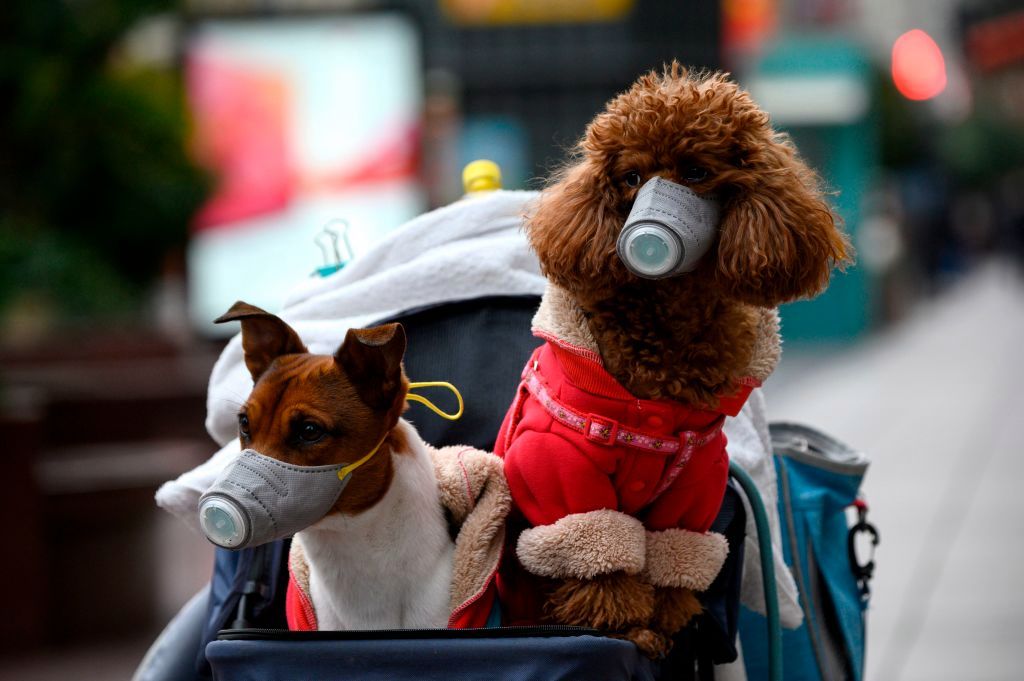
top-left (617, 176), bottom-right (721, 279)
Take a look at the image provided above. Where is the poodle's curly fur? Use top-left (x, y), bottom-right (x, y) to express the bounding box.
top-left (528, 63), bottom-right (852, 407)
top-left (543, 571), bottom-right (669, 657)
top-left (541, 574), bottom-right (704, 657)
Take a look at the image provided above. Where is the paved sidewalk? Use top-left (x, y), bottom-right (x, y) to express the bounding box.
top-left (765, 261), bottom-right (1024, 681)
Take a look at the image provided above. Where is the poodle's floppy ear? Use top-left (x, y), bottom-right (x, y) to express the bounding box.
top-left (528, 161), bottom-right (623, 294)
top-left (715, 139), bottom-right (852, 306)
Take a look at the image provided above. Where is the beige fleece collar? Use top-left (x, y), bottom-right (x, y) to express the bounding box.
top-left (531, 284), bottom-right (600, 356)
top-left (531, 283), bottom-right (781, 383)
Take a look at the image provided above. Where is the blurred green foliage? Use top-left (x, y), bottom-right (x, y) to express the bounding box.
top-left (875, 67), bottom-right (933, 172)
top-left (0, 0), bottom-right (208, 326)
top-left (875, 64), bottom-right (1024, 186)
top-left (938, 105), bottom-right (1024, 189)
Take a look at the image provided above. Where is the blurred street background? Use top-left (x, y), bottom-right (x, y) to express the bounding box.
top-left (2, 0), bottom-right (1023, 679)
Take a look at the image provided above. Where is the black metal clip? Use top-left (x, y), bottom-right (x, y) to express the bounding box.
top-left (847, 500), bottom-right (879, 602)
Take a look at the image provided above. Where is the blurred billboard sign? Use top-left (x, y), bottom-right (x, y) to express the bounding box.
top-left (185, 14), bottom-right (424, 334)
top-left (440, 0), bottom-right (635, 25)
top-left (962, 7), bottom-right (1024, 73)
top-left (747, 73), bottom-right (868, 125)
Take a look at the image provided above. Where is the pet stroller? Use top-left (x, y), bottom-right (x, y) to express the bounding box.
top-left (137, 189), bottom-right (875, 681)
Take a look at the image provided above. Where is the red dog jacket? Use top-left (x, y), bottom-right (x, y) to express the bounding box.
top-left (495, 340), bottom-right (757, 533)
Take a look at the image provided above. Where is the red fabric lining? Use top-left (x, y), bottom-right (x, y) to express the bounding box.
top-left (286, 563), bottom-right (318, 631)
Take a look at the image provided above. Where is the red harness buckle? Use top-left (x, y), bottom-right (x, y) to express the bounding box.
top-left (584, 414), bottom-right (620, 446)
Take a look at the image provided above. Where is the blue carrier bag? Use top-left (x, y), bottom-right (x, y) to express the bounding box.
top-left (739, 423), bottom-right (876, 681)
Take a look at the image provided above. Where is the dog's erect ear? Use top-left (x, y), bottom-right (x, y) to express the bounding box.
top-left (335, 323), bottom-right (407, 411)
top-left (714, 140), bottom-right (852, 306)
top-left (215, 301), bottom-right (308, 382)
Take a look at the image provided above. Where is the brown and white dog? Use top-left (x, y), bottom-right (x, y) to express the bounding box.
top-left (216, 302), bottom-right (507, 631)
top-left (497, 64), bottom-right (852, 655)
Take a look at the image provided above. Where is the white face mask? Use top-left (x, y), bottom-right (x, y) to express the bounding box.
top-left (197, 381), bottom-right (463, 550)
top-left (616, 176), bottom-right (721, 279)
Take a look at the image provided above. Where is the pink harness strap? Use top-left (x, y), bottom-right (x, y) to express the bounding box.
top-left (521, 363), bottom-right (726, 505)
top-left (521, 363), bottom-right (723, 456)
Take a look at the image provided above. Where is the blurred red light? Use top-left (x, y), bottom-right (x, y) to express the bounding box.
top-left (892, 29), bottom-right (947, 101)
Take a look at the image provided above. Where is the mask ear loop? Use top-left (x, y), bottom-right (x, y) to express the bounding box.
top-left (336, 381), bottom-right (464, 481)
top-left (337, 435), bottom-right (387, 481)
top-left (406, 381), bottom-right (465, 421)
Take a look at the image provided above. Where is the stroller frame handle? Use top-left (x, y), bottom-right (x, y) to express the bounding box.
top-left (729, 460), bottom-right (782, 681)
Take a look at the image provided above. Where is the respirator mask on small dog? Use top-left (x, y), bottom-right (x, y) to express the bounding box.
top-left (616, 176), bottom-right (721, 279)
top-left (198, 381), bottom-right (463, 550)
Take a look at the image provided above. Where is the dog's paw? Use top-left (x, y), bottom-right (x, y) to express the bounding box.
top-left (651, 585), bottom-right (703, 634)
top-left (614, 626), bottom-right (673, 659)
top-left (545, 571), bottom-right (655, 630)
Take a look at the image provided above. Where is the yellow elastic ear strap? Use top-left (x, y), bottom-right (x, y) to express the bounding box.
top-left (337, 435), bottom-right (387, 481)
top-left (406, 381), bottom-right (465, 421)
top-left (336, 381), bottom-right (464, 481)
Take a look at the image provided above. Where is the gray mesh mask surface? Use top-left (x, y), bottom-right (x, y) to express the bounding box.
top-left (198, 449), bottom-right (352, 550)
top-left (616, 176), bottom-right (721, 279)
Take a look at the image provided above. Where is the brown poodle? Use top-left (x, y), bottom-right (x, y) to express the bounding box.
top-left (511, 63), bottom-right (851, 655)
top-left (531, 64), bottom-right (850, 406)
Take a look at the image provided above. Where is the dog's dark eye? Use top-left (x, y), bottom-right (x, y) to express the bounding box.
top-left (624, 171), bottom-right (642, 188)
top-left (298, 422), bottom-right (326, 443)
top-left (238, 414), bottom-right (250, 438)
top-left (683, 166), bottom-right (708, 183)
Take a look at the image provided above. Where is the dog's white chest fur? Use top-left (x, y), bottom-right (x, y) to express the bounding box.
top-left (294, 421), bottom-right (454, 630)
